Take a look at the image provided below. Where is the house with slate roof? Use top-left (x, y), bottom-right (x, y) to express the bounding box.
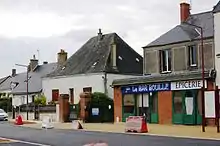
top-left (42, 29), bottom-right (143, 104)
top-left (0, 55), bottom-right (59, 107)
top-left (112, 1), bottom-right (218, 125)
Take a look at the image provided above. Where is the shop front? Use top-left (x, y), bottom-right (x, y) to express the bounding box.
top-left (121, 82), bottom-right (171, 123)
top-left (171, 80), bottom-right (207, 125)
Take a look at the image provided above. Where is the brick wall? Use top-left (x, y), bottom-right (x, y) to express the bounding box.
top-left (158, 91), bottom-right (172, 124)
top-left (114, 86), bottom-right (122, 122)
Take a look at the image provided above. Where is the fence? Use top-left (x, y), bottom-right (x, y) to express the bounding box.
top-left (19, 104), bottom-right (56, 113)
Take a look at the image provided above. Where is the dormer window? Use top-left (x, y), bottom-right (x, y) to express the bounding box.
top-left (159, 49), bottom-right (172, 73)
top-left (188, 45), bottom-right (197, 67)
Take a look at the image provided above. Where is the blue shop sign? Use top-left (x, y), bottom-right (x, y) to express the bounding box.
top-left (121, 83), bottom-right (171, 94)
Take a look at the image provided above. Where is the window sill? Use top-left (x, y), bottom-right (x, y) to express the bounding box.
top-left (161, 71), bottom-right (172, 74)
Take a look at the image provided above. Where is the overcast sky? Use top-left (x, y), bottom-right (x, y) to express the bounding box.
top-left (0, 0), bottom-right (218, 78)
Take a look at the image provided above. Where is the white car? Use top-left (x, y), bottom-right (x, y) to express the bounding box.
top-left (0, 109), bottom-right (8, 121)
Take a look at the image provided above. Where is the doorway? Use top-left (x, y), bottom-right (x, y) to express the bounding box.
top-left (149, 92), bottom-right (158, 123)
top-left (137, 94), bottom-right (150, 122)
top-left (172, 90), bottom-right (200, 125)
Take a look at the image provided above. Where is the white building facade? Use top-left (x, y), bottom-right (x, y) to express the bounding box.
top-left (42, 73), bottom-right (140, 104)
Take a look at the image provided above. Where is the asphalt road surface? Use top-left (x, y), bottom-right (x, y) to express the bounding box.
top-left (0, 122), bottom-right (220, 146)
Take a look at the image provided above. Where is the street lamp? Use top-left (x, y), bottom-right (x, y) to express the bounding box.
top-left (183, 22), bottom-right (205, 132)
top-left (15, 64), bottom-right (29, 120)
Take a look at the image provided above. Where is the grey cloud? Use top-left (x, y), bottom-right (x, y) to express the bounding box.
top-left (0, 0), bottom-right (219, 78)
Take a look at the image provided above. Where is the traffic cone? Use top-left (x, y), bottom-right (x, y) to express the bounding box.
top-left (15, 115), bottom-right (23, 125)
top-left (141, 118), bottom-right (148, 133)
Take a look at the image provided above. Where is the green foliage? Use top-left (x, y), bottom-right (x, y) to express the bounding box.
top-left (91, 92), bottom-right (113, 105)
top-left (34, 94), bottom-right (46, 105)
top-left (0, 97), bottom-right (12, 112)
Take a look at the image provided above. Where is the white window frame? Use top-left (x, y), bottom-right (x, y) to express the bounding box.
top-left (188, 45), bottom-right (197, 67)
top-left (161, 49), bottom-right (171, 73)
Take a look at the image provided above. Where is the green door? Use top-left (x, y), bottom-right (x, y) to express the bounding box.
top-left (172, 90), bottom-right (199, 125)
top-left (149, 92), bottom-right (158, 123)
top-left (173, 91), bottom-right (184, 124)
top-left (183, 90), bottom-right (196, 125)
top-left (122, 94), bottom-right (136, 122)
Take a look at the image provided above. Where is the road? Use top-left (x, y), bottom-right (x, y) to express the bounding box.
top-left (0, 122), bottom-right (220, 146)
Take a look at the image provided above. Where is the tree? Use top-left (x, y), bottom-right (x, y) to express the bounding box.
top-left (34, 94), bottom-right (46, 105)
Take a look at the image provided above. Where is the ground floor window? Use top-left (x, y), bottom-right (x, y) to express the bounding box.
top-left (123, 94), bottom-right (135, 114)
top-left (173, 91), bottom-right (183, 114)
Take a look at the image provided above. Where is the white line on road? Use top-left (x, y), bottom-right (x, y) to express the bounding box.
top-left (0, 137), bottom-right (51, 146)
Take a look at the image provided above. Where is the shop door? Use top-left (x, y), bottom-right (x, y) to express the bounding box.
top-left (173, 90), bottom-right (198, 125)
top-left (149, 92), bottom-right (158, 123)
top-left (137, 94), bottom-right (150, 122)
top-left (183, 90), bottom-right (196, 125)
top-left (173, 91), bottom-right (184, 124)
top-left (122, 94), bottom-right (136, 122)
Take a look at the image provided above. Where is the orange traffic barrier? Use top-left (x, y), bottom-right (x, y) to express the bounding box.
top-left (14, 115), bottom-right (23, 125)
top-left (125, 116), bottom-right (148, 133)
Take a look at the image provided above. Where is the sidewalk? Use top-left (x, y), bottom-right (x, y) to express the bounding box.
top-left (11, 119), bottom-right (220, 140)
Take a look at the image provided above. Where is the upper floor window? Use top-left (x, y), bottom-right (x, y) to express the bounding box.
top-left (159, 49), bottom-right (172, 73)
top-left (188, 45), bottom-right (197, 67)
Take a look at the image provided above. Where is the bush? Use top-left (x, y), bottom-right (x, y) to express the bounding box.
top-left (0, 97), bottom-right (12, 112)
top-left (34, 94), bottom-right (46, 105)
top-left (91, 92), bottom-right (113, 105)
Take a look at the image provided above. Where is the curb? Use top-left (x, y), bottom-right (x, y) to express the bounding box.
top-left (10, 122), bottom-right (220, 141)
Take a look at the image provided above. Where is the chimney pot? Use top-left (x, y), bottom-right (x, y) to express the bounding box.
top-left (180, 2), bottom-right (190, 23)
top-left (12, 69), bottom-right (16, 77)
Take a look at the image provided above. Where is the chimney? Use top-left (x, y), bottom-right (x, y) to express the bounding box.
top-left (43, 61), bottom-right (48, 64)
top-left (12, 69), bottom-right (16, 77)
top-left (57, 49), bottom-right (67, 66)
top-left (180, 2), bottom-right (190, 23)
top-left (29, 55), bottom-right (39, 71)
top-left (98, 28), bottom-right (103, 41)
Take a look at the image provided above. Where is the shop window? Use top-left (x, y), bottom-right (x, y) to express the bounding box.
top-left (123, 94), bottom-right (135, 114)
top-left (151, 93), bottom-right (158, 113)
top-left (173, 91), bottom-right (182, 114)
top-left (185, 91), bottom-right (194, 115)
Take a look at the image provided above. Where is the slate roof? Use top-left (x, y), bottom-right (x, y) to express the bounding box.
top-left (213, 1), bottom-right (220, 13)
top-left (144, 11), bottom-right (214, 48)
top-left (0, 76), bottom-right (9, 85)
top-left (46, 32), bottom-right (143, 77)
top-left (0, 76), bottom-right (11, 92)
top-left (112, 70), bottom-right (211, 86)
top-left (0, 63), bottom-right (57, 95)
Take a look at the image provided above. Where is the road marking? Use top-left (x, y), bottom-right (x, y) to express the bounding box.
top-left (0, 137), bottom-right (51, 146)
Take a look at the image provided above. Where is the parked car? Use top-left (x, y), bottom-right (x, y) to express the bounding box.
top-left (0, 109), bottom-right (8, 121)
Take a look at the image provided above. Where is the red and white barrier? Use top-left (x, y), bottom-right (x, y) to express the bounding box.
top-left (125, 116), bottom-right (148, 133)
